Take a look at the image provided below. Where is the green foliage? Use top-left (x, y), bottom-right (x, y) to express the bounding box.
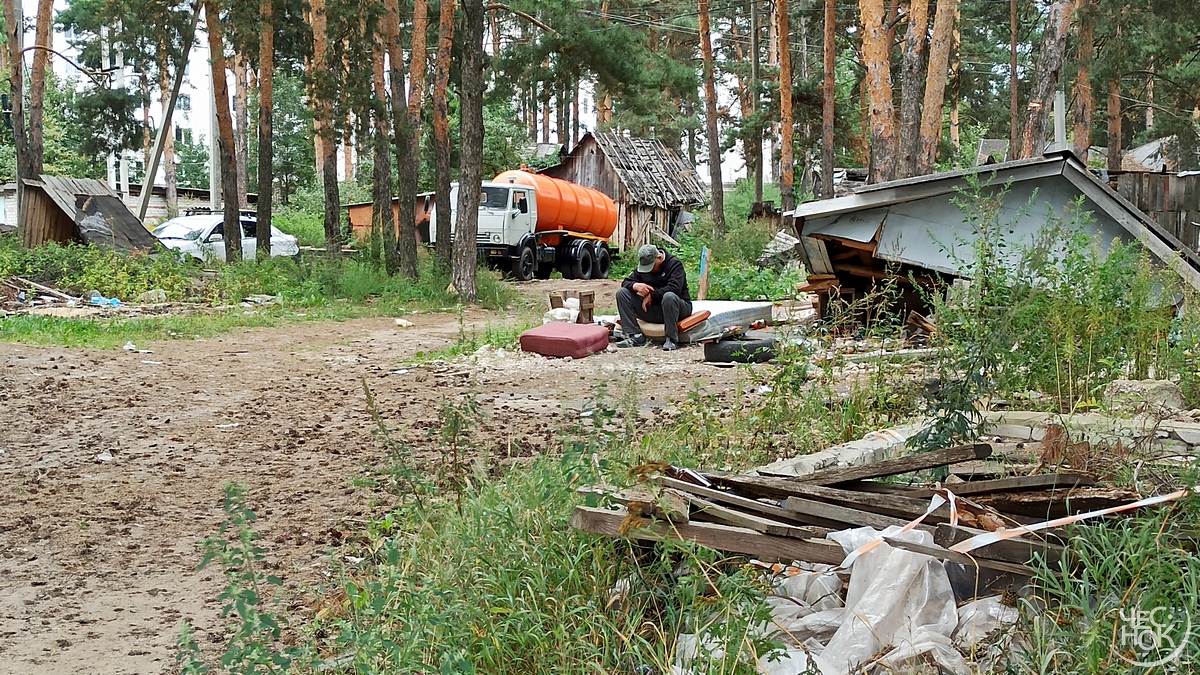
top-left (0, 238), bottom-right (195, 300)
top-left (312, 384), bottom-right (790, 674)
top-left (1018, 492), bottom-right (1200, 674)
top-left (176, 132), bottom-right (212, 190)
top-left (178, 484), bottom-right (303, 674)
top-left (666, 207), bottom-right (802, 302)
top-left (913, 178), bottom-right (1199, 451)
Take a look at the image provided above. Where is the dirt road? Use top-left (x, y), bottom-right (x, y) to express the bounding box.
top-left (0, 280), bottom-right (747, 673)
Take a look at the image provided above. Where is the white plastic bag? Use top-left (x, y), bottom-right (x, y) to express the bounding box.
top-left (813, 527), bottom-right (958, 675)
top-left (954, 595), bottom-right (1019, 649)
top-left (542, 307), bottom-right (577, 324)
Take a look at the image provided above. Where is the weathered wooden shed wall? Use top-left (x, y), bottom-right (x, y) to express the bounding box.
top-left (21, 185), bottom-right (80, 247)
top-left (1116, 173), bottom-right (1200, 250)
top-left (541, 133), bottom-right (706, 252)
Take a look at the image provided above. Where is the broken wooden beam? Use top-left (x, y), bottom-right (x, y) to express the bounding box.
top-left (659, 476), bottom-right (816, 525)
top-left (783, 496), bottom-right (935, 532)
top-left (681, 494), bottom-right (829, 539)
top-left (788, 444), bottom-right (993, 485)
top-left (570, 506), bottom-right (846, 564)
top-left (933, 523), bottom-right (1064, 567)
top-left (881, 536), bottom-right (1035, 576)
top-left (947, 472), bottom-right (1096, 496)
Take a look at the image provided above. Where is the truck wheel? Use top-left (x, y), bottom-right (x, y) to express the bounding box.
top-left (573, 244), bottom-right (595, 280)
top-left (513, 245), bottom-right (536, 281)
top-left (592, 245), bottom-right (611, 279)
top-left (559, 256), bottom-right (576, 279)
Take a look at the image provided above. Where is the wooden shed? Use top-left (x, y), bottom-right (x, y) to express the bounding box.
top-left (20, 175), bottom-right (159, 251)
top-left (540, 132), bottom-right (706, 252)
top-left (344, 192), bottom-right (435, 244)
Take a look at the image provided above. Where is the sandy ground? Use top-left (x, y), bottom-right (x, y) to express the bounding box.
top-left (0, 279), bottom-right (753, 674)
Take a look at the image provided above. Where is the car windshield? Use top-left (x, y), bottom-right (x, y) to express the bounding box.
top-left (152, 221), bottom-right (205, 240)
top-left (480, 187), bottom-right (509, 210)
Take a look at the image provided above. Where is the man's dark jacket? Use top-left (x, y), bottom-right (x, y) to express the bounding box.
top-left (621, 252), bottom-right (691, 304)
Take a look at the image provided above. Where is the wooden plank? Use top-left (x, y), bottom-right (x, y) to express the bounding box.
top-left (659, 476), bottom-right (814, 525)
top-left (947, 473), bottom-right (1096, 496)
top-left (791, 444), bottom-right (993, 485)
top-left (681, 494), bottom-right (829, 539)
top-left (881, 536), bottom-right (1035, 576)
top-left (570, 506), bottom-right (846, 564)
top-left (974, 486), bottom-right (1141, 519)
top-left (783, 496), bottom-right (934, 532)
top-left (703, 472), bottom-right (950, 522)
top-left (934, 523), bottom-right (1064, 566)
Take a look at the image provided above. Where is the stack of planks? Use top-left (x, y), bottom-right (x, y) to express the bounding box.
top-left (572, 444), bottom-right (1145, 582)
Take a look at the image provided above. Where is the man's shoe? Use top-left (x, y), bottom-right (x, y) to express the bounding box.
top-left (662, 338), bottom-right (679, 352)
top-left (616, 333), bottom-right (647, 348)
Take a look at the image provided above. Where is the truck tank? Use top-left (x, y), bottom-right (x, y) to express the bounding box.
top-left (493, 170), bottom-right (618, 240)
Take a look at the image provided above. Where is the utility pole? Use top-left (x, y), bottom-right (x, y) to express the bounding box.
top-left (138, 2), bottom-right (201, 221)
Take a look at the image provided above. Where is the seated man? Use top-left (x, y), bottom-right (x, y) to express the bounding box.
top-left (616, 244), bottom-right (693, 351)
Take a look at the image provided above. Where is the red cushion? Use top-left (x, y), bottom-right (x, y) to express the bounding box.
top-left (519, 322), bottom-right (610, 359)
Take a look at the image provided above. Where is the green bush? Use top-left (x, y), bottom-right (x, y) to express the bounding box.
top-left (0, 237), bottom-right (195, 300)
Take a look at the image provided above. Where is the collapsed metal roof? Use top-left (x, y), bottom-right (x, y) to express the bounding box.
top-left (787, 151), bottom-right (1200, 292)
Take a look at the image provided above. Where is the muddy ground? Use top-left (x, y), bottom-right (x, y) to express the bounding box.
top-left (0, 279), bottom-right (756, 674)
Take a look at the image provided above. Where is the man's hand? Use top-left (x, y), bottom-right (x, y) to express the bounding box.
top-left (632, 282), bottom-right (653, 297)
top-left (642, 294), bottom-right (651, 312)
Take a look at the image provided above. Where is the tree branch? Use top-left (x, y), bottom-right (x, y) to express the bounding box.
top-left (484, 3), bottom-right (557, 35)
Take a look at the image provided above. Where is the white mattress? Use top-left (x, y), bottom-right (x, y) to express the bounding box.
top-left (638, 300), bottom-right (774, 343)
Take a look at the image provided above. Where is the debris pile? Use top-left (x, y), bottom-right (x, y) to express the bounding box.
top-left (573, 428), bottom-right (1193, 674)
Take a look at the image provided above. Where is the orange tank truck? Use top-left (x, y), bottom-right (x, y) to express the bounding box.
top-left (433, 169), bottom-right (618, 281)
top-left (492, 170), bottom-right (618, 241)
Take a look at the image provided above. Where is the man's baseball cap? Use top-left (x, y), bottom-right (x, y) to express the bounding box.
top-left (636, 244), bottom-right (660, 273)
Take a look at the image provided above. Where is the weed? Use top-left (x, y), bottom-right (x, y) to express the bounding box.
top-left (1018, 491), bottom-right (1200, 674)
top-left (361, 378), bottom-right (427, 503)
top-left (178, 484), bottom-right (302, 673)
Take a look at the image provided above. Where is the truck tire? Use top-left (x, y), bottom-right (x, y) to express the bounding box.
top-left (572, 243), bottom-right (595, 280)
top-left (592, 245), bottom-right (611, 279)
top-left (703, 334), bottom-right (776, 364)
top-left (513, 245), bottom-right (536, 281)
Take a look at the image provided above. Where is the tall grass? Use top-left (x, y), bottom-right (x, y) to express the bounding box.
top-left (307, 384), bottom-right (787, 674)
top-left (1018, 487), bottom-right (1200, 674)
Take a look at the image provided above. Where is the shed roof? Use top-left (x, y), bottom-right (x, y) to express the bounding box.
top-left (23, 175), bottom-right (159, 251)
top-left (788, 151), bottom-right (1200, 291)
top-left (588, 132), bottom-right (707, 208)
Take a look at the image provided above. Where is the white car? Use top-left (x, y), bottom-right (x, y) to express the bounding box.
top-left (152, 214), bottom-right (300, 263)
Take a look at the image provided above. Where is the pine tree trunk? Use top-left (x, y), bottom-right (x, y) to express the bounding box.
top-left (915, 0), bottom-right (958, 174)
top-left (897, 0), bottom-right (930, 178)
top-left (859, 0), bottom-right (898, 182)
top-left (777, 0), bottom-right (795, 210)
top-left (394, 0), bottom-right (429, 279)
top-left (234, 59), bottom-right (250, 208)
top-left (1107, 79), bottom-right (1122, 172)
top-left (750, 0), bottom-right (763, 203)
top-left (1071, 0), bottom-right (1093, 162)
top-left (382, 0), bottom-right (407, 275)
top-left (3, 0), bottom-right (31, 243)
top-left (156, 47), bottom-right (179, 218)
top-left (256, 0), bottom-right (275, 258)
top-left (308, 0), bottom-right (341, 256)
top-left (452, 0), bottom-right (485, 302)
top-left (205, 2), bottom-right (243, 263)
top-left (27, 0), bottom-right (53, 177)
top-left (948, 0), bottom-right (961, 160)
top-left (821, 0), bottom-right (835, 199)
top-left (372, 36), bottom-right (395, 267)
top-left (699, 0), bottom-right (727, 230)
top-left (432, 0), bottom-right (456, 268)
top-left (1018, 0), bottom-right (1076, 159)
